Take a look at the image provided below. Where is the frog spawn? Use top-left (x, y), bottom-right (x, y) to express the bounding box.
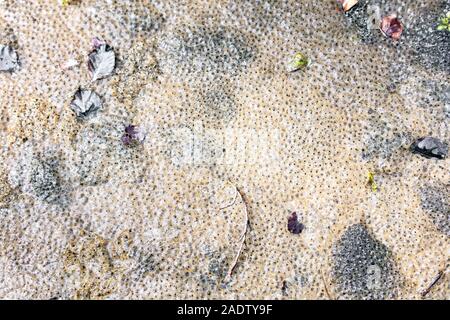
top-left (332, 224), bottom-right (400, 300)
top-left (0, 0), bottom-right (448, 300)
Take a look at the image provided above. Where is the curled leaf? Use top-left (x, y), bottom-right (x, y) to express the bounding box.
top-left (70, 88), bottom-right (102, 119)
top-left (287, 212), bottom-right (304, 234)
top-left (0, 45), bottom-right (19, 72)
top-left (380, 14), bottom-right (403, 41)
top-left (367, 171), bottom-right (378, 192)
top-left (287, 52), bottom-right (310, 72)
top-left (437, 12), bottom-right (450, 31)
top-left (88, 38), bottom-right (116, 81)
top-left (411, 137), bottom-right (448, 160)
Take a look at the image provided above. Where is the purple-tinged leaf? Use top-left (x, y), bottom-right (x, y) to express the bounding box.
top-left (122, 125), bottom-right (145, 147)
top-left (288, 212), bottom-right (304, 235)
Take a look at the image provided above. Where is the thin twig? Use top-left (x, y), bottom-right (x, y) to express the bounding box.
top-left (320, 269), bottom-right (334, 300)
top-left (221, 184), bottom-right (250, 279)
top-left (219, 183), bottom-right (238, 210)
top-left (421, 269), bottom-right (446, 298)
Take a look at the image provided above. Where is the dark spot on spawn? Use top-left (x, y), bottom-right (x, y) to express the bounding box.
top-left (198, 251), bottom-right (229, 290)
top-left (362, 112), bottom-right (411, 160)
top-left (288, 212), bottom-right (304, 234)
top-left (411, 137), bottom-right (448, 160)
top-left (29, 157), bottom-right (62, 203)
top-left (420, 185), bottom-right (449, 236)
top-left (407, 1), bottom-right (450, 73)
top-left (342, 0), bottom-right (380, 43)
top-left (157, 26), bottom-right (255, 81)
top-left (333, 224), bottom-right (399, 300)
top-left (109, 2), bottom-right (164, 36)
top-left (199, 87), bottom-right (236, 125)
top-left (74, 124), bottom-right (119, 186)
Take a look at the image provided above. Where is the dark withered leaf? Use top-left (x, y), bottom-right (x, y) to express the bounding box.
top-left (288, 212), bottom-right (304, 234)
top-left (88, 39), bottom-right (116, 81)
top-left (70, 88), bottom-right (102, 119)
top-left (411, 137), bottom-right (448, 159)
top-left (0, 45), bottom-right (19, 72)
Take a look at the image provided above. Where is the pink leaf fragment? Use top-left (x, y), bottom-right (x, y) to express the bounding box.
top-left (380, 14), bottom-right (403, 41)
top-left (337, 0), bottom-right (359, 12)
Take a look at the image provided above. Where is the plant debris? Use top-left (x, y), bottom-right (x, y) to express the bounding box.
top-left (60, 0), bottom-right (81, 5)
top-left (411, 137), bottom-right (448, 159)
top-left (421, 269), bottom-right (446, 298)
top-left (0, 45), bottom-right (19, 72)
top-left (287, 212), bottom-right (304, 234)
top-left (121, 125), bottom-right (145, 147)
top-left (281, 280), bottom-right (289, 296)
top-left (337, 0), bottom-right (359, 13)
top-left (286, 52), bottom-right (310, 72)
top-left (320, 269), bottom-right (334, 300)
top-left (70, 88), bottom-right (102, 120)
top-left (220, 183), bottom-right (250, 279)
top-left (367, 171), bottom-right (378, 192)
top-left (88, 38), bottom-right (116, 81)
top-left (62, 58), bottom-right (79, 70)
top-left (437, 12), bottom-right (450, 31)
top-left (380, 14), bottom-right (403, 41)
